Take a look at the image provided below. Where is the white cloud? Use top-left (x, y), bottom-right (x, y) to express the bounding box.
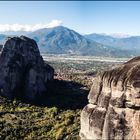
top-left (0, 20), bottom-right (62, 32)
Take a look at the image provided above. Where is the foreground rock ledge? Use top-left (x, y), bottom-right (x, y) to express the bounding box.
top-left (0, 36), bottom-right (54, 101)
top-left (80, 57), bottom-right (140, 139)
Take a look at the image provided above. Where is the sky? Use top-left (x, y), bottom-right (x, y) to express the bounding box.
top-left (0, 1), bottom-right (140, 35)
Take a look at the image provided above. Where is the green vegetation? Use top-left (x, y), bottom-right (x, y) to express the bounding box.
top-left (0, 96), bottom-right (81, 139)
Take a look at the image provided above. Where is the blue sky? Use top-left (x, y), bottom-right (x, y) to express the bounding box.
top-left (0, 1), bottom-right (140, 35)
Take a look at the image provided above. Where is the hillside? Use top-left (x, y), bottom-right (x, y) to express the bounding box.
top-left (85, 33), bottom-right (140, 56)
top-left (28, 26), bottom-right (127, 57)
top-left (28, 26), bottom-right (105, 55)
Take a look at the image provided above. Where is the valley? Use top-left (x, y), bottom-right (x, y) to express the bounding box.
top-left (0, 54), bottom-right (126, 139)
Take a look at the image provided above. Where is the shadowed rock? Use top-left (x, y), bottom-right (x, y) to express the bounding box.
top-left (0, 36), bottom-right (54, 101)
top-left (0, 44), bottom-right (3, 51)
top-left (80, 56), bottom-right (140, 139)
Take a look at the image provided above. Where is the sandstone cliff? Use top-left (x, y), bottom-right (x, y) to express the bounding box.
top-left (80, 56), bottom-right (140, 139)
top-left (0, 36), bottom-right (54, 101)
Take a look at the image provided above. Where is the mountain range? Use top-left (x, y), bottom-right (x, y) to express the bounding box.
top-left (28, 26), bottom-right (120, 56)
top-left (0, 26), bottom-right (140, 57)
top-left (85, 33), bottom-right (140, 51)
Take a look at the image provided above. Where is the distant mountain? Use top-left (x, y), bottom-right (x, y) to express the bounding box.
top-left (115, 36), bottom-right (140, 50)
top-left (0, 34), bottom-right (7, 44)
top-left (0, 26), bottom-right (140, 57)
top-left (109, 33), bottom-right (131, 38)
top-left (0, 31), bottom-right (30, 45)
top-left (85, 33), bottom-right (117, 45)
top-left (28, 26), bottom-right (129, 57)
top-left (85, 33), bottom-right (140, 51)
top-left (0, 31), bottom-right (30, 36)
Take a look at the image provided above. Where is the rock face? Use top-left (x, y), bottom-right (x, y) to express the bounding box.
top-left (80, 57), bottom-right (140, 139)
top-left (0, 44), bottom-right (3, 51)
top-left (0, 36), bottom-right (54, 101)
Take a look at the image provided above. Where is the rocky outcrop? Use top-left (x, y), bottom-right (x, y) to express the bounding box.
top-left (0, 44), bottom-right (3, 51)
top-left (0, 36), bottom-right (54, 101)
top-left (80, 56), bottom-right (140, 139)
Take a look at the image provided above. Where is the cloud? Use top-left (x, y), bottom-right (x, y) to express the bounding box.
top-left (0, 20), bottom-right (62, 32)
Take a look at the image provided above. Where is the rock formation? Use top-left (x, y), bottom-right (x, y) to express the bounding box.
top-left (0, 36), bottom-right (54, 101)
top-left (80, 57), bottom-right (140, 139)
top-left (0, 44), bottom-right (3, 51)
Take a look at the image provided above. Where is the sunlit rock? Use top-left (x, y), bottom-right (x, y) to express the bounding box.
top-left (80, 56), bottom-right (140, 139)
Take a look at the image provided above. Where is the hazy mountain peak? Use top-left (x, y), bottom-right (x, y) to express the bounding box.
top-left (28, 26), bottom-right (117, 56)
top-left (109, 33), bottom-right (131, 38)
